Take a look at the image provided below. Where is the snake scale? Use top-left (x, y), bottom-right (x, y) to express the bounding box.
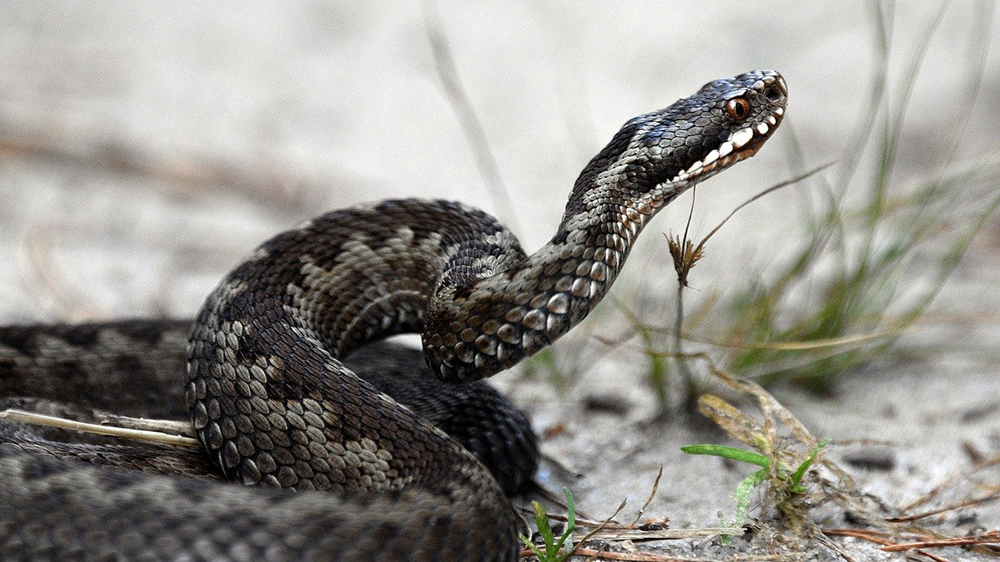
top-left (0, 70), bottom-right (786, 560)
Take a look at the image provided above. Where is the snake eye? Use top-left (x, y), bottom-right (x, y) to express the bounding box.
top-left (726, 98), bottom-right (751, 121)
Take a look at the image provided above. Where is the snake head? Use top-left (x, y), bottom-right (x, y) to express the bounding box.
top-left (651, 69), bottom-right (787, 187)
top-left (570, 69), bottom-right (787, 211)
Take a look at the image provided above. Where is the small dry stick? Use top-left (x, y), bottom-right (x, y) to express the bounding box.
top-left (889, 492), bottom-right (1000, 523)
top-left (562, 548), bottom-right (715, 562)
top-left (880, 531), bottom-right (1000, 552)
top-left (821, 529), bottom-right (951, 562)
top-left (0, 409), bottom-right (199, 448)
top-left (902, 452), bottom-right (1000, 512)
top-left (626, 465), bottom-right (664, 529)
top-left (579, 527), bottom-right (745, 543)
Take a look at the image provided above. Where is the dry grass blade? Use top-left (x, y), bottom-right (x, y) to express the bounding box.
top-left (516, 546), bottom-right (721, 562)
top-left (667, 163), bottom-right (832, 290)
top-left (889, 491), bottom-right (1000, 523)
top-left (901, 453), bottom-right (1000, 512)
top-left (690, 162), bottom-right (836, 260)
top-left (627, 465), bottom-right (664, 529)
top-left (91, 412), bottom-right (196, 438)
top-left (707, 366), bottom-right (815, 445)
top-left (685, 325), bottom-right (908, 351)
top-left (880, 531), bottom-right (1000, 552)
top-left (696, 394), bottom-right (770, 452)
top-left (580, 527), bottom-right (744, 543)
top-left (0, 409), bottom-right (199, 448)
top-left (563, 497), bottom-right (627, 560)
top-left (573, 548), bottom-right (719, 561)
top-left (421, 0), bottom-right (522, 237)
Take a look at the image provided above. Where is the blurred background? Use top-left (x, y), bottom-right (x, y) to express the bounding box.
top-left (2, 0), bottom-right (998, 553)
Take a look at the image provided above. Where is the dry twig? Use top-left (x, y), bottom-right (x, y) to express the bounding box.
top-left (0, 409), bottom-right (198, 448)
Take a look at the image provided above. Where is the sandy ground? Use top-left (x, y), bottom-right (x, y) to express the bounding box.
top-left (2, 2), bottom-right (1000, 560)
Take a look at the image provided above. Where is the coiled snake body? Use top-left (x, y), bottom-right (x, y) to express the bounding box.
top-left (0, 70), bottom-right (786, 560)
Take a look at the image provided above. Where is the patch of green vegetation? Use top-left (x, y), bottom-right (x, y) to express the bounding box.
top-left (682, 440), bottom-right (828, 543)
top-left (519, 487), bottom-right (576, 562)
top-left (679, 368), bottom-right (843, 544)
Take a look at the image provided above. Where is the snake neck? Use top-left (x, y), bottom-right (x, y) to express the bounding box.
top-left (424, 69), bottom-right (788, 383)
top-left (423, 172), bottom-right (685, 384)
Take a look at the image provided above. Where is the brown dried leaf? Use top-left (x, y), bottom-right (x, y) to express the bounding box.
top-left (708, 365), bottom-right (816, 446)
top-left (696, 394), bottom-right (770, 452)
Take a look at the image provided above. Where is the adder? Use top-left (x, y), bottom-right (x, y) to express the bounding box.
top-left (0, 69), bottom-right (786, 560)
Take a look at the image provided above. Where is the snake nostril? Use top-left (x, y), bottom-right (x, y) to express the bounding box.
top-left (765, 85), bottom-right (783, 103)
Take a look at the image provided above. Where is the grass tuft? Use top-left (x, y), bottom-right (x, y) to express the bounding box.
top-left (682, 439), bottom-right (829, 544)
top-left (681, 363), bottom-right (842, 544)
top-left (519, 487), bottom-right (576, 562)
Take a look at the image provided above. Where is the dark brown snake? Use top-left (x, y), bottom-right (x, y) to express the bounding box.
top-left (0, 70), bottom-right (786, 560)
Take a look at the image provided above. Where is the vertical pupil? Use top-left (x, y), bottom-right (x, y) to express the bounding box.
top-left (728, 99), bottom-right (747, 120)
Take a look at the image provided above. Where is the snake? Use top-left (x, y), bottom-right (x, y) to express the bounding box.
top-left (0, 69), bottom-right (786, 560)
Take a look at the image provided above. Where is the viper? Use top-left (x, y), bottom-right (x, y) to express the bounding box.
top-left (0, 70), bottom-right (786, 560)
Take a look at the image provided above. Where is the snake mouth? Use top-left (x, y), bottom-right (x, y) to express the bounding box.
top-left (673, 72), bottom-right (787, 185)
top-left (674, 108), bottom-right (784, 184)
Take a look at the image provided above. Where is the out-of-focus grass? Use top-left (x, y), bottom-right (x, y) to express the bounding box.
top-left (591, 0), bottom-right (1000, 409)
top-left (524, 0), bottom-right (999, 407)
top-left (720, 0), bottom-right (999, 391)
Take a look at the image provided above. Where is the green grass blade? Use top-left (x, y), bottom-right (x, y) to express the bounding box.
top-left (519, 534), bottom-right (545, 560)
top-left (552, 488), bottom-right (576, 558)
top-left (721, 467), bottom-right (769, 545)
top-left (531, 500), bottom-right (556, 553)
top-left (790, 438), bottom-right (830, 491)
top-left (681, 444), bottom-right (771, 468)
